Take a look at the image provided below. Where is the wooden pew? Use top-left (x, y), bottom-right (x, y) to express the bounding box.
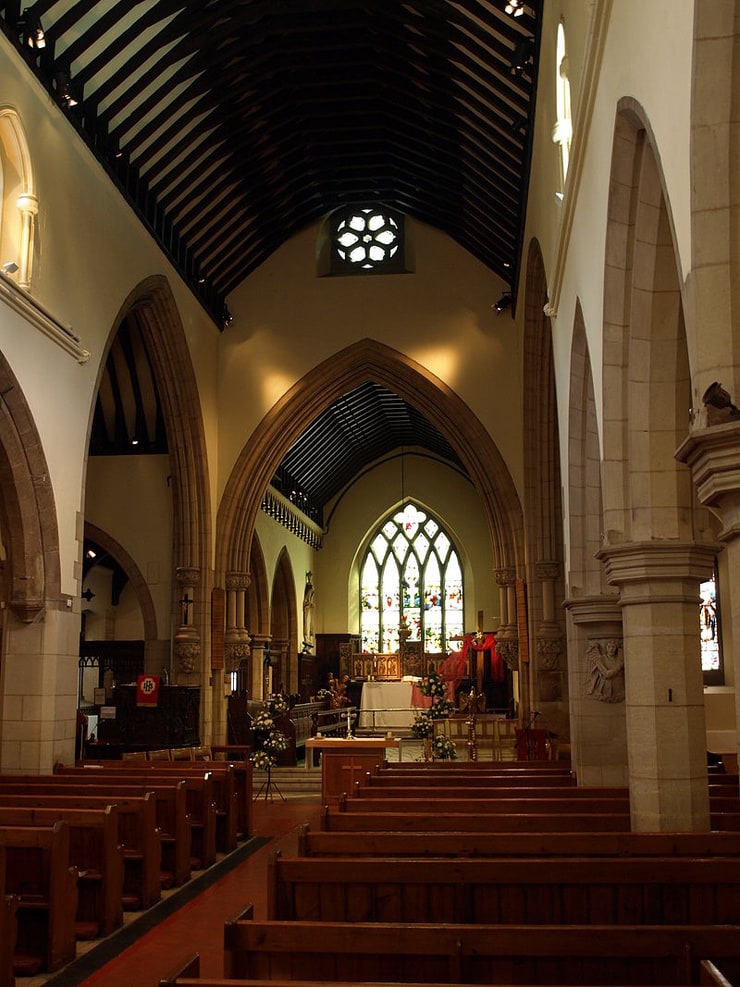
top-left (0, 886), bottom-right (17, 987)
top-left (297, 824), bottom-right (740, 859)
top-left (0, 804), bottom-right (123, 938)
top-left (0, 822), bottom-right (78, 976)
top-left (223, 911), bottom-right (740, 984)
top-left (0, 775), bottom-right (191, 886)
top-left (68, 759), bottom-right (246, 850)
top-left (355, 777), bottom-right (630, 799)
top-left (337, 793), bottom-right (634, 814)
top-left (266, 851), bottom-right (740, 925)
top-left (0, 791), bottom-right (162, 908)
top-left (54, 767), bottom-right (220, 867)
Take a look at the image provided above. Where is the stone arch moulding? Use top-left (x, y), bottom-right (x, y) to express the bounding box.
top-left (89, 275), bottom-right (212, 589)
top-left (0, 107), bottom-right (37, 289)
top-left (0, 351), bottom-right (59, 621)
top-left (83, 521), bottom-right (158, 642)
top-left (217, 337), bottom-right (524, 580)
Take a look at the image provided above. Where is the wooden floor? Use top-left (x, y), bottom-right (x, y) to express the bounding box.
top-left (35, 793), bottom-right (323, 987)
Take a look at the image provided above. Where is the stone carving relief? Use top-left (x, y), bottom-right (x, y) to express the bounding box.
top-left (585, 638), bottom-right (625, 704)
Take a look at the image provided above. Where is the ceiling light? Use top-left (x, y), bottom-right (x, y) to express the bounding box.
top-left (19, 8), bottom-right (45, 49)
top-left (510, 38), bottom-right (534, 77)
top-left (493, 292), bottom-right (512, 313)
top-left (222, 305), bottom-right (233, 328)
top-left (1, 262), bottom-right (18, 275)
top-left (55, 69), bottom-right (80, 109)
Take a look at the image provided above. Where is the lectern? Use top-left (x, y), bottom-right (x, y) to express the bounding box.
top-left (304, 736), bottom-right (400, 802)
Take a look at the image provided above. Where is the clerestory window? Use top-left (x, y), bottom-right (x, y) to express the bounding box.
top-left (360, 502), bottom-right (464, 654)
top-left (330, 204), bottom-right (406, 274)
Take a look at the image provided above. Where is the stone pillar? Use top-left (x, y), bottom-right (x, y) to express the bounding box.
top-left (563, 596), bottom-right (627, 787)
top-left (535, 561), bottom-right (565, 707)
top-left (677, 421), bottom-right (740, 764)
top-left (597, 541), bottom-right (716, 831)
top-left (173, 566), bottom-right (201, 679)
top-left (494, 567), bottom-right (519, 699)
top-left (249, 633), bottom-right (272, 702)
top-left (17, 192), bottom-right (38, 290)
top-left (224, 572), bottom-right (251, 684)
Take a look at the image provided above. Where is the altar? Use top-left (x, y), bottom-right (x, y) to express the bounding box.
top-left (359, 680), bottom-right (419, 730)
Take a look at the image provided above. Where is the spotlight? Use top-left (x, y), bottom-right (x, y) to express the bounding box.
top-left (493, 292), bottom-right (512, 313)
top-left (702, 381), bottom-right (740, 419)
top-left (19, 8), bottom-right (45, 49)
top-left (510, 37), bottom-right (534, 77)
top-left (222, 305), bottom-right (233, 328)
top-left (505, 0), bottom-right (526, 16)
top-left (54, 69), bottom-right (80, 109)
top-left (1, 262), bottom-right (18, 275)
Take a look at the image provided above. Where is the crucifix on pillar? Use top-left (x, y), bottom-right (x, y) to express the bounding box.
top-left (179, 593), bottom-right (193, 626)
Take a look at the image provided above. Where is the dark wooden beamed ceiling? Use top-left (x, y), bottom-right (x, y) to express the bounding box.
top-left (0, 0), bottom-right (540, 325)
top-left (3, 1), bottom-right (540, 522)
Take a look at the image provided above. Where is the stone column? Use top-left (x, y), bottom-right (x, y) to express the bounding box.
top-left (173, 566), bottom-right (201, 679)
top-left (597, 541), bottom-right (716, 830)
top-left (249, 633), bottom-right (272, 702)
top-left (17, 193), bottom-right (38, 290)
top-left (677, 421), bottom-right (740, 764)
top-left (563, 596), bottom-right (627, 787)
top-left (224, 572), bottom-right (251, 685)
top-left (494, 566), bottom-right (519, 692)
top-left (535, 561), bottom-right (565, 707)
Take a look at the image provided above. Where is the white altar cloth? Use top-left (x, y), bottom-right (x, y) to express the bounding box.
top-left (359, 680), bottom-right (417, 730)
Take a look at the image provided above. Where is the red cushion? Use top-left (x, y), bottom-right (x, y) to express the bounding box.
top-left (13, 953), bottom-right (45, 976)
top-left (75, 920), bottom-right (100, 940)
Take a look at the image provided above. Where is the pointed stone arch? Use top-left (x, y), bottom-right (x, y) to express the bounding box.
top-left (0, 352), bottom-right (59, 621)
top-left (84, 521), bottom-right (158, 642)
top-left (270, 547), bottom-right (297, 693)
top-left (217, 339), bottom-right (523, 582)
top-left (0, 107), bottom-right (37, 289)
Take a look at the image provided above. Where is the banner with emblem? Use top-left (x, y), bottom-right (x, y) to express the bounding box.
top-left (136, 674), bottom-right (161, 708)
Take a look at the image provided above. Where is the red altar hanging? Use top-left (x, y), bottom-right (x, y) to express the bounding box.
top-left (461, 632), bottom-right (504, 682)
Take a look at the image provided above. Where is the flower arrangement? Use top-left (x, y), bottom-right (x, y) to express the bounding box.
top-left (250, 693), bottom-right (290, 771)
top-left (252, 710), bottom-right (274, 733)
top-left (267, 693), bottom-right (289, 716)
top-left (410, 710), bottom-right (435, 739)
top-left (250, 749), bottom-right (274, 771)
top-left (419, 668), bottom-right (447, 700)
top-left (431, 735), bottom-right (457, 761)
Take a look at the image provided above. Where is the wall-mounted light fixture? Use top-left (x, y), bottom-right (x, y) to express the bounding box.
top-left (493, 292), bottom-right (512, 313)
top-left (510, 37), bottom-right (534, 78)
top-left (1, 262), bottom-right (19, 275)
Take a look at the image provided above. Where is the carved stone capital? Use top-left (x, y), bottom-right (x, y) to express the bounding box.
top-left (496, 638), bottom-right (519, 671)
top-left (536, 636), bottom-right (563, 669)
top-left (225, 641), bottom-right (250, 672)
top-left (225, 571), bottom-right (251, 592)
top-left (9, 598), bottom-right (44, 623)
top-left (174, 622), bottom-right (201, 673)
top-left (536, 561), bottom-right (560, 582)
top-left (175, 566), bottom-right (200, 588)
top-left (494, 567), bottom-right (516, 588)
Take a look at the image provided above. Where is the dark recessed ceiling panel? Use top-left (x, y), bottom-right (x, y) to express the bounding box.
top-left (0, 1), bottom-right (541, 325)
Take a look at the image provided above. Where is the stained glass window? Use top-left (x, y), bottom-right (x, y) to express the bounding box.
top-left (700, 569), bottom-right (722, 684)
top-left (360, 502), bottom-right (464, 653)
top-left (331, 205), bottom-right (405, 274)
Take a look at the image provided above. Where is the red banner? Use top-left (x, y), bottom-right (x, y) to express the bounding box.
top-left (136, 674), bottom-right (161, 708)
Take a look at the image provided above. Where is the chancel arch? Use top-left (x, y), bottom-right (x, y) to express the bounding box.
top-left (217, 338), bottom-right (524, 579)
top-left (598, 101), bottom-right (717, 830)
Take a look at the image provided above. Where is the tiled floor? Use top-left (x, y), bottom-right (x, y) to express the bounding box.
top-left (33, 793), bottom-right (323, 987)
